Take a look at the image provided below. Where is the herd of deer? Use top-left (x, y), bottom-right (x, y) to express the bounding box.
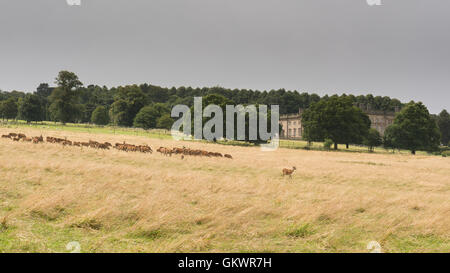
top-left (1, 132), bottom-right (233, 160)
top-left (2, 132), bottom-right (44, 144)
top-left (1, 132), bottom-right (299, 176)
top-left (156, 146), bottom-right (233, 159)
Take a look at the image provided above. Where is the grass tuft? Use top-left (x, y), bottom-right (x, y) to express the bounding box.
top-left (130, 228), bottom-right (165, 240)
top-left (30, 206), bottom-right (67, 221)
top-left (71, 219), bottom-right (102, 230)
top-left (355, 208), bottom-right (366, 214)
top-left (0, 216), bottom-right (9, 231)
top-left (285, 223), bottom-right (315, 238)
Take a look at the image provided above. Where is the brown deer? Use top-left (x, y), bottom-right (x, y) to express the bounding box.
top-left (282, 166), bottom-right (297, 178)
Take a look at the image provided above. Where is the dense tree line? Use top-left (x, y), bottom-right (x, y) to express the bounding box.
top-left (0, 84), bottom-right (404, 123)
top-left (302, 96), bottom-right (442, 154)
top-left (0, 71), bottom-right (448, 151)
top-left (0, 72), bottom-right (405, 122)
top-left (435, 110), bottom-right (450, 146)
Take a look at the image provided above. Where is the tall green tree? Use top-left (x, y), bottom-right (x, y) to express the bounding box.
top-left (156, 114), bottom-right (174, 130)
top-left (133, 103), bottom-right (170, 130)
top-left (436, 109), bottom-right (450, 145)
top-left (91, 106), bottom-right (110, 125)
top-left (18, 94), bottom-right (43, 123)
top-left (35, 83), bottom-right (53, 120)
top-left (133, 106), bottom-right (160, 130)
top-left (109, 99), bottom-right (129, 127)
top-left (364, 128), bottom-right (382, 152)
top-left (112, 85), bottom-right (147, 126)
top-left (185, 94), bottom-right (278, 144)
top-left (0, 98), bottom-right (18, 120)
top-left (36, 83), bottom-right (53, 98)
top-left (189, 94), bottom-right (232, 140)
top-left (302, 96), bottom-right (371, 149)
top-left (48, 71), bottom-right (83, 124)
top-left (151, 103), bottom-right (171, 117)
top-left (384, 102), bottom-right (440, 154)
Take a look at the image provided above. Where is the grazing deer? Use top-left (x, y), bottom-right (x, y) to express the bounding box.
top-left (32, 135), bottom-right (44, 144)
top-left (282, 166), bottom-right (297, 178)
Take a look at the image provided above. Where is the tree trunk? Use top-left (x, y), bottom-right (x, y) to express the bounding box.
top-left (346, 143), bottom-right (349, 149)
top-left (334, 142), bottom-right (338, 150)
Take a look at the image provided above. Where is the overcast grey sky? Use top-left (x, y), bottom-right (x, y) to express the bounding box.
top-left (0, 0), bottom-right (449, 113)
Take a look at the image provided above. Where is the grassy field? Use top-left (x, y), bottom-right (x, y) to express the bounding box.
top-left (0, 125), bottom-right (449, 253)
top-left (0, 120), bottom-right (434, 154)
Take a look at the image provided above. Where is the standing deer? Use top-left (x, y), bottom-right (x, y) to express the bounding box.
top-left (282, 166), bottom-right (297, 178)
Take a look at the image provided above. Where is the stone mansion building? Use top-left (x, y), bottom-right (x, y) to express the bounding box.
top-left (280, 106), bottom-right (398, 139)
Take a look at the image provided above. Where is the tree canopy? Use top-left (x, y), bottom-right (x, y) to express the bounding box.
top-left (91, 106), bottom-right (110, 125)
top-left (436, 109), bottom-right (450, 145)
top-left (110, 85), bottom-right (147, 127)
top-left (18, 94), bottom-right (43, 123)
top-left (384, 102), bottom-right (441, 154)
top-left (6, 70), bottom-right (443, 150)
top-left (133, 104), bottom-right (170, 130)
top-left (48, 71), bottom-right (83, 124)
top-left (156, 114), bottom-right (174, 130)
top-left (0, 98), bottom-right (18, 120)
top-left (0, 69), bottom-right (411, 131)
top-left (302, 96), bottom-right (371, 149)
top-left (364, 128), bottom-right (382, 152)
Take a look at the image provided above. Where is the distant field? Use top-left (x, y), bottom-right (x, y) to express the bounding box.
top-left (0, 121), bottom-right (173, 139)
top-left (0, 121), bottom-right (433, 155)
top-left (0, 125), bottom-right (449, 253)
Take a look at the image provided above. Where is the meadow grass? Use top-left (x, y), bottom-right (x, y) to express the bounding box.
top-left (0, 120), bottom-right (172, 139)
top-left (0, 125), bottom-right (449, 252)
top-left (0, 120), bottom-right (433, 155)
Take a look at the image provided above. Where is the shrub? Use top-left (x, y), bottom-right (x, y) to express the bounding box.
top-left (156, 114), bottom-right (174, 130)
top-left (324, 139), bottom-right (333, 150)
top-left (133, 106), bottom-right (159, 130)
top-left (285, 223), bottom-right (314, 238)
top-left (364, 128), bottom-right (382, 152)
top-left (0, 216), bottom-right (8, 231)
top-left (91, 106), bottom-right (110, 125)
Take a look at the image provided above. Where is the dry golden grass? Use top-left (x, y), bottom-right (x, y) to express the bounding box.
top-left (0, 127), bottom-right (449, 253)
